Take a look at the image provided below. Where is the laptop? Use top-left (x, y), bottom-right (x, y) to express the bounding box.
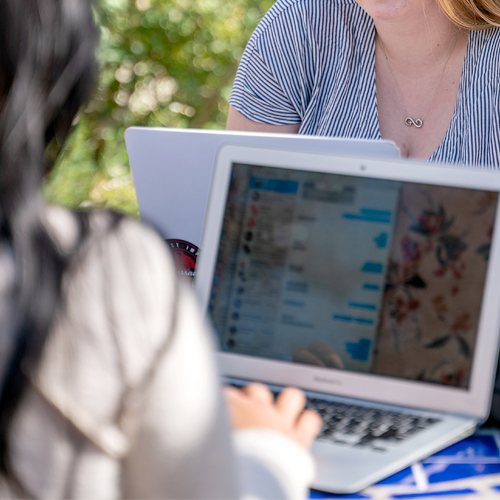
top-left (195, 144), bottom-right (500, 494)
top-left (125, 127), bottom-right (399, 281)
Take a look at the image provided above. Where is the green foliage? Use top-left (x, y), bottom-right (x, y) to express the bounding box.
top-left (44, 0), bottom-right (270, 217)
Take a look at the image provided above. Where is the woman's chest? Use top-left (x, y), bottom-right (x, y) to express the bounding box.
top-left (375, 34), bottom-right (468, 160)
top-left (298, 28), bottom-right (500, 166)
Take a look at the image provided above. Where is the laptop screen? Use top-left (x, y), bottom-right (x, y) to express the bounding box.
top-left (208, 162), bottom-right (498, 390)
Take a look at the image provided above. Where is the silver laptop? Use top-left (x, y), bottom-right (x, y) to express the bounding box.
top-left (125, 127), bottom-right (399, 281)
top-left (195, 145), bottom-right (500, 494)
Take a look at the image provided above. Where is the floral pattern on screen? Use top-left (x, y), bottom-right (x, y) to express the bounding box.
top-left (371, 184), bottom-right (498, 388)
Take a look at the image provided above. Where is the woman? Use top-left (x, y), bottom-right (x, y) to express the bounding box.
top-left (0, 0), bottom-right (321, 497)
top-left (227, 0), bottom-right (500, 165)
top-left (227, 0), bottom-right (500, 424)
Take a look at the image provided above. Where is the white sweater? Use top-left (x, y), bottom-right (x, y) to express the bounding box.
top-left (0, 207), bottom-right (315, 499)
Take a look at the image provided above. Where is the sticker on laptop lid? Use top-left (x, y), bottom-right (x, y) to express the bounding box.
top-left (167, 239), bottom-right (198, 283)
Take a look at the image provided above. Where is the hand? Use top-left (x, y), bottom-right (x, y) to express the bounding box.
top-left (293, 340), bottom-right (344, 369)
top-left (224, 383), bottom-right (322, 449)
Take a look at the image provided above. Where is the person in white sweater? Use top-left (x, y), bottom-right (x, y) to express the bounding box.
top-left (0, 0), bottom-right (321, 498)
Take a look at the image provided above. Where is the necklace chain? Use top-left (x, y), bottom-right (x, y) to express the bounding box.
top-left (378, 33), bottom-right (459, 129)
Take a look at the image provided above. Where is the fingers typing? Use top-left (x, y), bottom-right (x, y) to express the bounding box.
top-left (224, 383), bottom-right (321, 449)
top-left (242, 382), bottom-right (274, 404)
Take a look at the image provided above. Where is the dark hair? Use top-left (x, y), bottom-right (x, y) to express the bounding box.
top-left (0, 0), bottom-right (99, 484)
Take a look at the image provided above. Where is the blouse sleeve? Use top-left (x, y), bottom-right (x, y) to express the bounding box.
top-left (110, 221), bottom-right (315, 499)
top-left (33, 211), bottom-right (314, 499)
top-left (96, 220), bottom-right (241, 499)
top-left (119, 225), bottom-right (315, 499)
top-left (229, 0), bottom-right (316, 125)
top-left (234, 429), bottom-right (315, 500)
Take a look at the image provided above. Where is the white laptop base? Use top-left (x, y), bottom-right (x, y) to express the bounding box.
top-left (196, 146), bottom-right (500, 493)
top-left (228, 378), bottom-right (476, 493)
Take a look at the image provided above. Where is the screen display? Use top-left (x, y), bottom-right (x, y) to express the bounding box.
top-left (209, 163), bottom-right (498, 389)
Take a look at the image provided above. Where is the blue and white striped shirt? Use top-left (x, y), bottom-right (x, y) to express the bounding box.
top-left (229, 0), bottom-right (500, 167)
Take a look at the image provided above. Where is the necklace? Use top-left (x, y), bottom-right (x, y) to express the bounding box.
top-left (378, 33), bottom-right (459, 129)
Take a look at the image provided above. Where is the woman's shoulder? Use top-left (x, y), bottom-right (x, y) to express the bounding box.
top-left (36, 206), bottom-right (180, 436)
top-left (251, 0), bottom-right (367, 42)
top-left (459, 27), bottom-right (500, 99)
top-left (469, 27), bottom-right (500, 71)
top-left (27, 206), bottom-right (192, 465)
top-left (263, 0), bottom-right (360, 15)
top-left (45, 204), bottom-right (172, 274)
top-left (471, 26), bottom-right (500, 44)
top-left (44, 205), bottom-right (178, 372)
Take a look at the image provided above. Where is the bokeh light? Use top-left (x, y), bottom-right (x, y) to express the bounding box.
top-left (44, 0), bottom-right (273, 217)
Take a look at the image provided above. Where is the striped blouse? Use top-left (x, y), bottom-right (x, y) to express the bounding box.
top-left (229, 0), bottom-right (500, 167)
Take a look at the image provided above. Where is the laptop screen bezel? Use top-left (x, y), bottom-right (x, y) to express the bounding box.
top-left (195, 144), bottom-right (500, 420)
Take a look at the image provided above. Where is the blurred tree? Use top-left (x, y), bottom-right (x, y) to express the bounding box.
top-left (44, 0), bottom-right (271, 217)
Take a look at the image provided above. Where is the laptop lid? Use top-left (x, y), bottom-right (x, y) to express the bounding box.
top-left (125, 127), bottom-right (399, 248)
top-left (195, 145), bottom-right (500, 421)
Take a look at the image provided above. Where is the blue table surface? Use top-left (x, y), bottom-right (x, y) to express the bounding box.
top-left (310, 430), bottom-right (500, 499)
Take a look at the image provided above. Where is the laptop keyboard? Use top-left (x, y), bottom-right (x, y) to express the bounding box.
top-left (306, 397), bottom-right (441, 452)
top-left (228, 383), bottom-right (441, 452)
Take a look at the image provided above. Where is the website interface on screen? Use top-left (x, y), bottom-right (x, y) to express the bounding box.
top-left (209, 163), bottom-right (498, 389)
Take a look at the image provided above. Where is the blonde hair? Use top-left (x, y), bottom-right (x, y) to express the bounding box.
top-left (437, 0), bottom-right (500, 29)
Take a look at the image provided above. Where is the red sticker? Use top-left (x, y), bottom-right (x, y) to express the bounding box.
top-left (167, 239), bottom-right (199, 283)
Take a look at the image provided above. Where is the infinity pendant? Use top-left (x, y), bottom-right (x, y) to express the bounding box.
top-left (405, 117), bottom-right (423, 128)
